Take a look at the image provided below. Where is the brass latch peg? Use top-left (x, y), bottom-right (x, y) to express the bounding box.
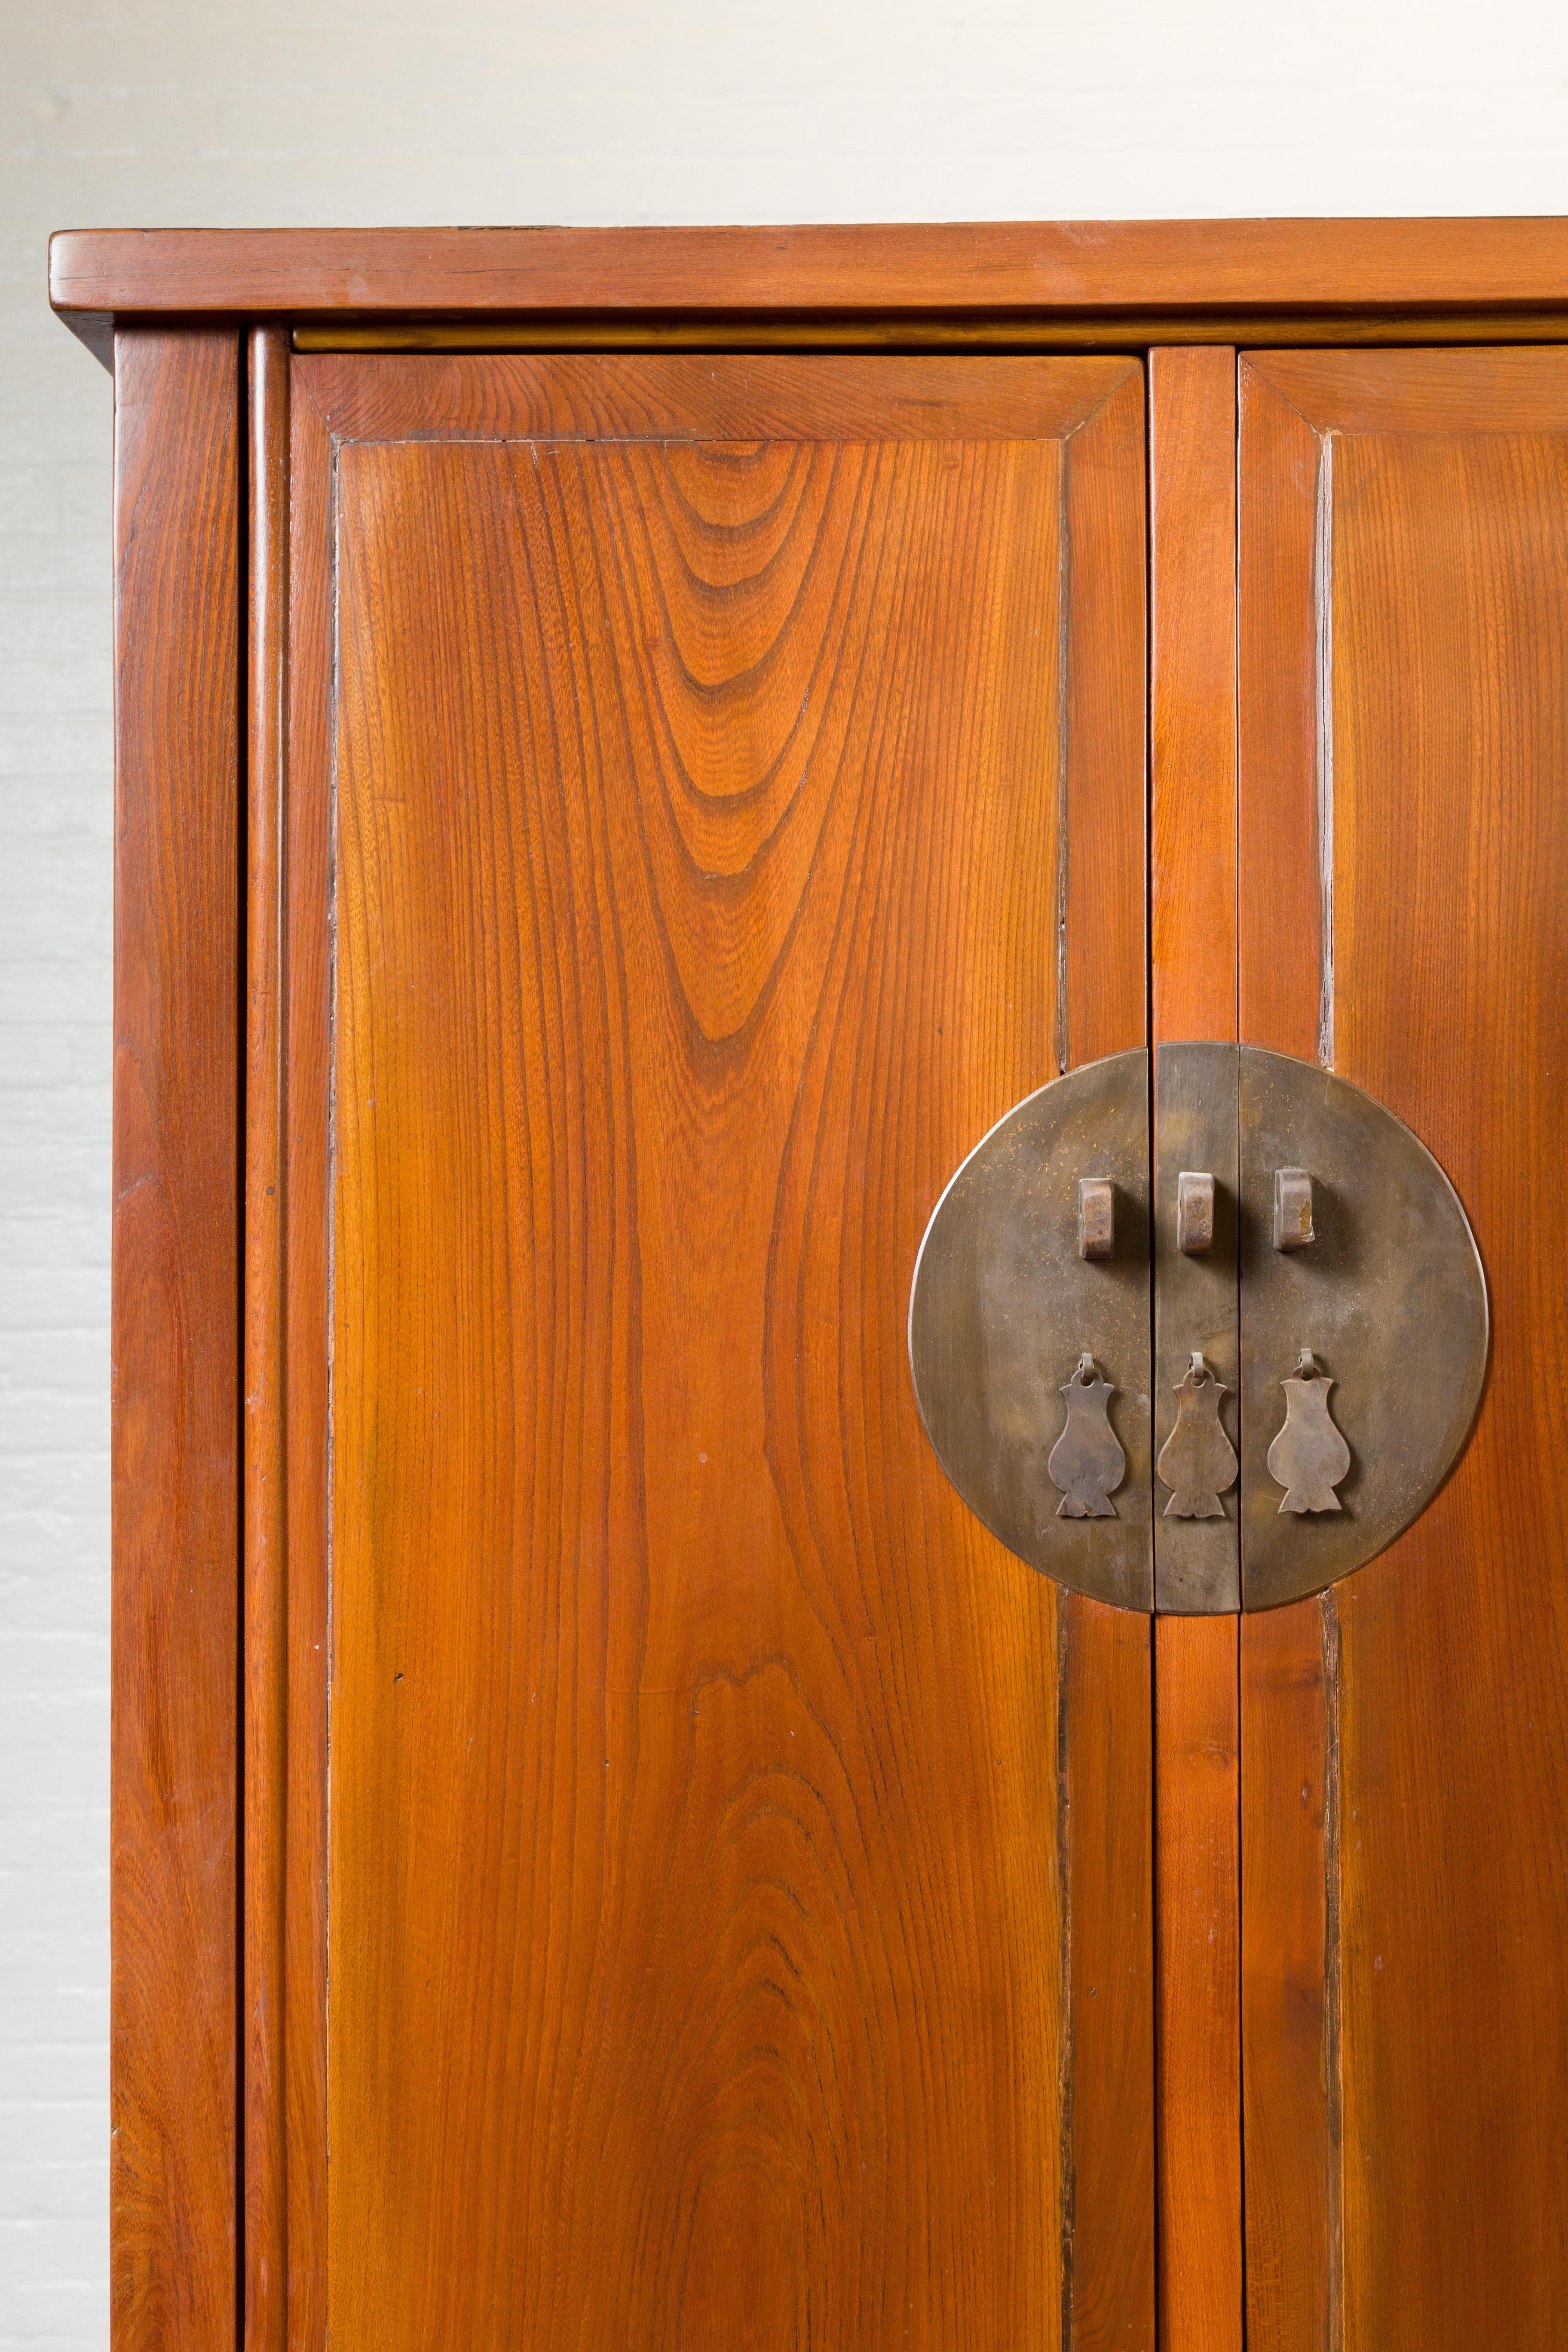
top-left (1274, 1167), bottom-right (1315, 1251)
top-left (1077, 1176), bottom-right (1115, 1260)
top-left (1176, 1170), bottom-right (1215, 1254)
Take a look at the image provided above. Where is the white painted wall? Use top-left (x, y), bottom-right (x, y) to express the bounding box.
top-left (3, 1), bottom-right (1565, 2341)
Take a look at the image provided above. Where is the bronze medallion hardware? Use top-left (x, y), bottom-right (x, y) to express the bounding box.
top-left (909, 1043), bottom-right (1488, 1614)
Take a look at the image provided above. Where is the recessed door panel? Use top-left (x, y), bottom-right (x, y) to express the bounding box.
top-left (276, 354), bottom-right (1152, 2349)
top-left (1240, 347), bottom-right (1568, 2348)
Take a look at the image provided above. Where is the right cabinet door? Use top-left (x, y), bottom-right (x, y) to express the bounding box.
top-left (1238, 349), bottom-right (1568, 2349)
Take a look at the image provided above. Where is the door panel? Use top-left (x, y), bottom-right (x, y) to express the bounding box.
top-left (276, 354), bottom-right (1151, 2348)
top-left (1240, 348), bottom-right (1568, 2346)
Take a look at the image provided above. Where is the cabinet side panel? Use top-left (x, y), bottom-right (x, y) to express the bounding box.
top-left (111, 328), bottom-right (241, 2352)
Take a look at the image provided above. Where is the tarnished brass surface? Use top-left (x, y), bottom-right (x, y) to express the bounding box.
top-left (1266, 1350), bottom-right (1351, 1513)
top-left (1176, 1170), bottom-right (1216, 1255)
top-left (1077, 1176), bottom-right (1115, 1262)
top-left (1158, 1353), bottom-right (1239, 1521)
top-left (1273, 1166), bottom-right (1316, 1252)
top-left (910, 1042), bottom-right (1485, 1616)
top-left (1048, 1354), bottom-right (1127, 1517)
top-left (1153, 1041), bottom-right (1240, 1611)
top-left (908, 1049), bottom-right (1152, 1611)
top-left (1240, 1048), bottom-right (1488, 1608)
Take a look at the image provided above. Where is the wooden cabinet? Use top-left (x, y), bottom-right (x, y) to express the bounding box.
top-left (54, 224), bottom-right (1568, 2352)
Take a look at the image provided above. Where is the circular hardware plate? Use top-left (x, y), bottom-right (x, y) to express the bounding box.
top-left (907, 1044), bottom-right (1490, 1614)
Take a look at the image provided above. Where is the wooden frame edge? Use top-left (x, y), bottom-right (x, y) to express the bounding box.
top-left (111, 325), bottom-right (244, 2352)
top-left (244, 325), bottom-right (290, 2352)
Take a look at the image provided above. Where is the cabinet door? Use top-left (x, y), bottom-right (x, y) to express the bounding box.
top-left (263, 354), bottom-right (1152, 2349)
top-left (1239, 349), bottom-right (1568, 2348)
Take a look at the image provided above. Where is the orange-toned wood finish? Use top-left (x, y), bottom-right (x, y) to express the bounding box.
top-left (244, 326), bottom-right (289, 2352)
top-left (111, 328), bottom-right (242, 2352)
top-left (1065, 1599), bottom-right (1155, 2352)
top-left (281, 358), bottom-right (332, 2352)
top-left (88, 235), bottom-right (1568, 2352)
top-left (1235, 355), bottom-right (1338, 2352)
top-left (269, 352), bottom-right (1151, 2347)
top-left (49, 220), bottom-right (1568, 360)
top-left (1149, 347), bottom-right (1243, 2352)
top-left (1151, 345), bottom-right (1238, 1047)
top-left (1155, 1617), bottom-right (1242, 2349)
top-left (1240, 344), bottom-right (1568, 2344)
top-left (1237, 1602), bottom-right (1335, 2352)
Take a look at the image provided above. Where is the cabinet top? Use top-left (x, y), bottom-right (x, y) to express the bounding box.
top-left (49, 218), bottom-right (1568, 367)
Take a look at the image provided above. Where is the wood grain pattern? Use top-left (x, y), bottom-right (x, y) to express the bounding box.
top-left (1155, 1617), bottom-right (1242, 2352)
top-left (111, 328), bottom-right (241, 2352)
top-left (244, 325), bottom-right (289, 2352)
top-left (1065, 1598), bottom-right (1155, 2352)
top-left (1151, 345), bottom-right (1237, 1046)
top-left (1240, 345), bottom-right (1568, 2345)
top-left (1238, 1603), bottom-right (1334, 2352)
top-left (273, 353), bottom-right (1150, 2348)
top-left (291, 310), bottom-right (1568, 358)
top-left (280, 366), bottom-right (333, 2352)
top-left (50, 220), bottom-right (1568, 339)
top-left (1236, 352), bottom-right (1338, 2352)
top-left (300, 347), bottom-right (1136, 446)
top-left (1148, 346), bottom-right (1243, 2352)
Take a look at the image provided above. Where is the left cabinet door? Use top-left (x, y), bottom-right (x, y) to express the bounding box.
top-left (260, 351), bottom-right (1151, 2350)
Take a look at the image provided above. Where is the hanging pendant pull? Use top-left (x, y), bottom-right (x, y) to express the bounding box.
top-left (1266, 1349), bottom-right (1352, 1513)
top-left (1155, 1350), bottom-right (1239, 1520)
top-left (1047, 1354), bottom-right (1126, 1519)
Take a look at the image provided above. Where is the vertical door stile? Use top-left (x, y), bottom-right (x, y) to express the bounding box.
top-left (111, 328), bottom-right (244, 2352)
top-left (244, 326), bottom-right (291, 2352)
top-left (1148, 345), bottom-right (1245, 2352)
top-left (282, 354), bottom-right (333, 2352)
top-left (1057, 359), bottom-right (1157, 2352)
top-left (1235, 357), bottom-right (1338, 2352)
